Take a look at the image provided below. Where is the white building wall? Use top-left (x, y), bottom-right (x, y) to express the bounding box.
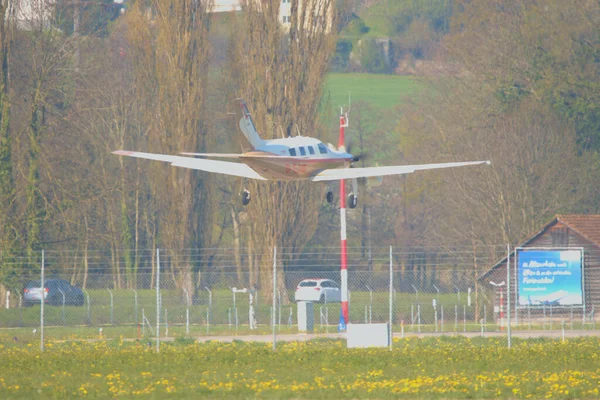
top-left (6, 0), bottom-right (55, 30)
top-left (211, 0), bottom-right (292, 27)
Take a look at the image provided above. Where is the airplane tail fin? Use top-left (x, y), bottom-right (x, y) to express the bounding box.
top-left (234, 99), bottom-right (264, 150)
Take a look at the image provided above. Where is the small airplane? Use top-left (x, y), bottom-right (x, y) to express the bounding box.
top-left (527, 290), bottom-right (569, 306)
top-left (113, 99), bottom-right (491, 207)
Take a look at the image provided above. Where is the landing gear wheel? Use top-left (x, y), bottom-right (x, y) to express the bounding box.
top-left (326, 191), bottom-right (334, 204)
top-left (241, 189), bottom-right (251, 206)
top-left (348, 193), bottom-right (358, 209)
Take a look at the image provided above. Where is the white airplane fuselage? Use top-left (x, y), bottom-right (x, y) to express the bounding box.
top-left (239, 137), bottom-right (353, 180)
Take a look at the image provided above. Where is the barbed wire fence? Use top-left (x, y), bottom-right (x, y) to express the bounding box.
top-left (0, 245), bottom-right (597, 350)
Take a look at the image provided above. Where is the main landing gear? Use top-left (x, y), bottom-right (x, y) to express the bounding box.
top-left (325, 190), bottom-right (358, 208)
top-left (241, 189), bottom-right (251, 206)
top-left (348, 192), bottom-right (358, 209)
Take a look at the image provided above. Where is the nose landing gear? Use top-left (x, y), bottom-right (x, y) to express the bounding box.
top-left (326, 191), bottom-right (334, 204)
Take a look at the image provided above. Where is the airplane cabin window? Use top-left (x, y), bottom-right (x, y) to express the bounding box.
top-left (289, 148), bottom-right (296, 156)
top-left (308, 146), bottom-right (315, 155)
top-left (299, 147), bottom-right (306, 156)
top-left (318, 144), bottom-right (327, 154)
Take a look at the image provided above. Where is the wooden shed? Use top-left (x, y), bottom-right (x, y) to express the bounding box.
top-left (479, 215), bottom-right (600, 314)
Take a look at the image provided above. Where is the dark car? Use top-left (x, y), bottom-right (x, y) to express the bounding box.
top-left (23, 279), bottom-right (84, 307)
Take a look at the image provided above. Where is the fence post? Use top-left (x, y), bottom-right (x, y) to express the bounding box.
top-left (164, 309), bottom-right (168, 338)
top-left (272, 246), bottom-right (277, 351)
top-left (40, 249), bottom-right (45, 352)
top-left (389, 246), bottom-right (393, 351)
top-left (59, 289), bottom-right (66, 325)
top-left (107, 289), bottom-right (114, 325)
top-left (156, 248), bottom-right (160, 352)
top-left (18, 293), bottom-right (23, 327)
top-left (132, 289), bottom-right (138, 326)
top-left (204, 287), bottom-right (212, 332)
top-left (507, 244), bottom-right (512, 348)
top-left (83, 289), bottom-right (91, 325)
top-left (183, 289), bottom-right (190, 335)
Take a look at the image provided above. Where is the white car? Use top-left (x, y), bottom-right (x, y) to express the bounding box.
top-left (294, 279), bottom-right (341, 303)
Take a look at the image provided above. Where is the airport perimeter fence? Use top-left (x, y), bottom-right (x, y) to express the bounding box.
top-left (0, 245), bottom-right (598, 350)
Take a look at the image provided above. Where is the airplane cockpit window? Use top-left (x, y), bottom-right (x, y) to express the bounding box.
top-left (289, 148), bottom-right (296, 156)
top-left (299, 147), bottom-right (306, 156)
top-left (318, 144), bottom-right (327, 154)
top-left (308, 146), bottom-right (315, 155)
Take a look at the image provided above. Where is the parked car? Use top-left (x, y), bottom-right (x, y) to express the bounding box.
top-left (23, 279), bottom-right (84, 307)
top-left (294, 279), bottom-right (341, 303)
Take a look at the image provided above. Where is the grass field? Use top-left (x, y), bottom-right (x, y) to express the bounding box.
top-left (324, 73), bottom-right (423, 111)
top-left (3, 287), bottom-right (591, 342)
top-left (1, 336), bottom-right (599, 398)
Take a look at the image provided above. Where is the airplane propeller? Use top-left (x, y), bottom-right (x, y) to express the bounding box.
top-left (344, 140), bottom-right (370, 164)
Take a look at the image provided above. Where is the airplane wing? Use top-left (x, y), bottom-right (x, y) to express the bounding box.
top-left (113, 150), bottom-right (267, 180)
top-left (180, 152), bottom-right (289, 160)
top-left (310, 160), bottom-right (491, 181)
top-left (179, 152), bottom-right (242, 158)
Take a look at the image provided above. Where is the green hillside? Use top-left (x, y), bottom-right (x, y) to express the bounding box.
top-left (324, 73), bottom-right (423, 110)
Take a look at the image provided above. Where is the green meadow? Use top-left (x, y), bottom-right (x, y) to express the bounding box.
top-left (1, 337), bottom-right (599, 398)
top-left (325, 73), bottom-right (423, 111)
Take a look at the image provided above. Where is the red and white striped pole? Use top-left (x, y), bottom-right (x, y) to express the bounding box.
top-left (339, 111), bottom-right (349, 324)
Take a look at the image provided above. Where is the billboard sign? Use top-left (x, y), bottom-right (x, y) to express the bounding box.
top-left (516, 248), bottom-right (584, 307)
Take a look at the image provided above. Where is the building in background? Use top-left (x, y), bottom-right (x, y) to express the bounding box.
top-left (481, 215), bottom-right (600, 314)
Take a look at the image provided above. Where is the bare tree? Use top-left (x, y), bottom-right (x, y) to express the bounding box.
top-left (123, 0), bottom-right (215, 288)
top-left (227, 0), bottom-right (338, 295)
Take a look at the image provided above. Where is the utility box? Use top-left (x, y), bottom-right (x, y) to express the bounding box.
top-left (297, 301), bottom-right (314, 333)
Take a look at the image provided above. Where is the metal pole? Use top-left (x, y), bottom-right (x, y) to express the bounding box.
top-left (40, 250), bottom-right (44, 352)
top-left (513, 248), bottom-right (518, 326)
top-left (165, 309), bottom-right (168, 338)
top-left (483, 304), bottom-right (486, 332)
top-left (59, 289), bottom-right (66, 325)
top-left (507, 244), bottom-right (511, 348)
top-left (454, 304), bottom-right (458, 332)
top-left (83, 289), bottom-right (91, 325)
top-left (132, 289), bottom-right (138, 326)
top-left (278, 290), bottom-right (282, 331)
top-left (272, 246), bottom-right (277, 351)
top-left (156, 248), bottom-right (160, 352)
top-left (108, 289), bottom-right (114, 325)
top-left (18, 293), bottom-right (22, 327)
top-left (186, 308), bottom-right (190, 335)
top-left (205, 287), bottom-right (211, 332)
top-left (183, 289), bottom-right (190, 335)
top-left (389, 246), bottom-right (393, 350)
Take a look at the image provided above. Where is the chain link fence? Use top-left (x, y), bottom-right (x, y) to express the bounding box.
top-left (0, 246), bottom-right (597, 349)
